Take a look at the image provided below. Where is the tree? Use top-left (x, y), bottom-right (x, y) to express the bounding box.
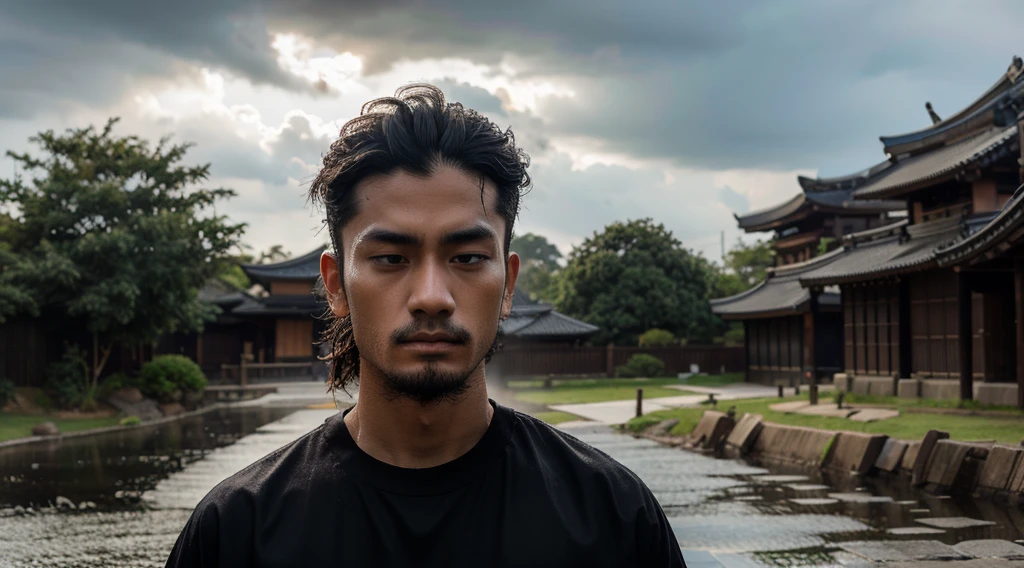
top-left (638, 328), bottom-right (676, 348)
top-left (711, 238), bottom-right (775, 299)
top-left (553, 218), bottom-right (719, 346)
top-left (257, 244), bottom-right (291, 264)
top-left (510, 233), bottom-right (562, 302)
top-left (0, 118), bottom-right (247, 393)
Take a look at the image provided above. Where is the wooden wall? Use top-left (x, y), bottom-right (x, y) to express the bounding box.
top-left (843, 282), bottom-right (900, 376)
top-left (746, 316), bottom-right (803, 384)
top-left (275, 318), bottom-right (314, 359)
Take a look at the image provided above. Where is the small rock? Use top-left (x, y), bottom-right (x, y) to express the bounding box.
top-left (12, 506), bottom-right (25, 516)
top-left (24, 507), bottom-right (35, 515)
top-left (55, 496), bottom-right (75, 509)
top-left (78, 501), bottom-right (96, 510)
top-left (108, 387), bottom-right (143, 404)
top-left (31, 422), bottom-right (59, 436)
top-left (30, 463), bottom-right (39, 470)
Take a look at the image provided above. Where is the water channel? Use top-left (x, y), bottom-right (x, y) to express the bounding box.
top-left (1, 403), bottom-right (1023, 567)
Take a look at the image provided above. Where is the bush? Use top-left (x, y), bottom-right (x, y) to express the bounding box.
top-left (120, 416), bottom-right (142, 426)
top-left (0, 379), bottom-right (14, 409)
top-left (638, 329), bottom-right (676, 348)
top-left (139, 355), bottom-right (206, 401)
top-left (34, 390), bottom-right (53, 411)
top-left (45, 344), bottom-right (98, 411)
top-left (99, 373), bottom-right (138, 397)
top-left (615, 354), bottom-right (666, 378)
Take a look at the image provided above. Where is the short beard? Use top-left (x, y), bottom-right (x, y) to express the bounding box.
top-left (378, 333), bottom-right (502, 405)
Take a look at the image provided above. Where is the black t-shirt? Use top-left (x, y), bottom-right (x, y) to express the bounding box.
top-left (165, 401), bottom-right (685, 567)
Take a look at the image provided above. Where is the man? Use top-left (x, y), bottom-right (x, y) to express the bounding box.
top-left (166, 84), bottom-right (685, 567)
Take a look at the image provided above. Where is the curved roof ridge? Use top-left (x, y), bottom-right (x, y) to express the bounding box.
top-left (708, 278), bottom-right (770, 307)
top-left (879, 57), bottom-right (1024, 153)
top-left (771, 245), bottom-right (847, 278)
top-left (240, 246), bottom-right (326, 271)
top-left (797, 160), bottom-right (894, 192)
top-left (841, 219), bottom-right (909, 245)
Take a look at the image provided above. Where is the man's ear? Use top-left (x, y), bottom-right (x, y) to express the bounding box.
top-left (320, 251), bottom-right (350, 318)
top-left (500, 252), bottom-right (521, 320)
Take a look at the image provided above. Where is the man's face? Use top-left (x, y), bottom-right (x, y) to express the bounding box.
top-left (320, 164), bottom-right (519, 403)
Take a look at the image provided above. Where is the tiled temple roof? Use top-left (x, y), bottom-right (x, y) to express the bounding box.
top-left (736, 189), bottom-right (903, 232)
top-left (709, 250), bottom-right (843, 319)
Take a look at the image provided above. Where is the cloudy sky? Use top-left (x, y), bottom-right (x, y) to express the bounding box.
top-left (2, 0), bottom-right (1022, 263)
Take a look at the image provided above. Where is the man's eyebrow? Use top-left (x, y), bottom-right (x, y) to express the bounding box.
top-left (440, 225), bottom-right (499, 247)
top-left (360, 228), bottom-right (420, 247)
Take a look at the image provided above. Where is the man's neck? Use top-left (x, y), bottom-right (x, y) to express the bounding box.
top-left (343, 368), bottom-right (494, 469)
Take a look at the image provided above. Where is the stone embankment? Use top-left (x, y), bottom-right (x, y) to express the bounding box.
top-left (644, 410), bottom-right (1024, 504)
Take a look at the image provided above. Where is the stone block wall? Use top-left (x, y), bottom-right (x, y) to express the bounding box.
top-left (824, 432), bottom-right (889, 475)
top-left (751, 423), bottom-right (837, 467)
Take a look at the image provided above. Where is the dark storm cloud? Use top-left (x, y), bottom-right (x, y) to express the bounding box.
top-left (3, 0), bottom-right (1024, 175)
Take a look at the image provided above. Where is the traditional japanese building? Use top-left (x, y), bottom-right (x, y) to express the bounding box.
top-left (711, 167), bottom-right (904, 385)
top-left (796, 55), bottom-right (1024, 405)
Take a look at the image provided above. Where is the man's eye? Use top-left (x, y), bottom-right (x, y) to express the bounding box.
top-left (453, 254), bottom-right (488, 265)
top-left (372, 255), bottom-right (406, 265)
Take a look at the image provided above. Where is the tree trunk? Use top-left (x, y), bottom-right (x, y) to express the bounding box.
top-left (91, 330), bottom-right (113, 387)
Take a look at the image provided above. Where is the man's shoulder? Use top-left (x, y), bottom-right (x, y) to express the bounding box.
top-left (507, 408), bottom-right (651, 496)
top-left (194, 417), bottom-right (334, 513)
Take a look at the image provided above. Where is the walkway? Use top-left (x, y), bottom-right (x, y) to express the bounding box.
top-left (549, 382), bottom-right (827, 425)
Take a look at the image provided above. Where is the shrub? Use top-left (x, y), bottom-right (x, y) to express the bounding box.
top-left (638, 329), bottom-right (676, 348)
top-left (120, 416), bottom-right (142, 426)
top-left (99, 373), bottom-right (138, 397)
top-left (615, 354), bottom-right (666, 378)
top-left (33, 390), bottom-right (53, 411)
top-left (0, 379), bottom-right (14, 409)
top-left (139, 355), bottom-right (206, 401)
top-left (45, 344), bottom-right (98, 411)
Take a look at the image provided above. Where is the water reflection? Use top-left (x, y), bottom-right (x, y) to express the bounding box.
top-left (0, 405), bottom-right (301, 510)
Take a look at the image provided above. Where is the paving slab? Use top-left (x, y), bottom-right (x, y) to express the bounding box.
top-left (828, 492), bottom-right (894, 504)
top-left (749, 474), bottom-right (809, 483)
top-left (895, 500), bottom-right (918, 505)
top-left (838, 540), bottom-right (969, 562)
top-left (884, 561), bottom-right (1024, 567)
top-left (848, 408), bottom-right (900, 422)
top-left (768, 400), bottom-right (811, 413)
top-left (798, 403), bottom-right (857, 418)
top-left (789, 498), bottom-right (839, 506)
top-left (916, 517), bottom-right (997, 529)
top-left (784, 483), bottom-right (831, 491)
top-left (875, 438), bottom-right (910, 472)
top-left (910, 509), bottom-right (931, 514)
top-left (731, 495), bottom-right (762, 501)
top-left (954, 539), bottom-right (1024, 559)
top-left (889, 526), bottom-right (946, 535)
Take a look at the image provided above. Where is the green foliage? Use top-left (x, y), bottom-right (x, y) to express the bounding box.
top-left (553, 218), bottom-right (719, 345)
top-left (139, 355), bottom-right (207, 402)
top-left (510, 233), bottom-right (562, 302)
top-left (510, 233), bottom-right (562, 266)
top-left (638, 328), bottom-right (676, 348)
top-left (33, 391), bottom-right (53, 411)
top-left (99, 372), bottom-right (138, 397)
top-left (722, 322), bottom-right (745, 346)
top-left (615, 353), bottom-right (666, 378)
top-left (0, 379), bottom-right (14, 409)
top-left (711, 238), bottom-right (775, 299)
top-left (120, 416), bottom-right (142, 426)
top-left (45, 344), bottom-right (98, 411)
top-left (0, 118), bottom-right (246, 381)
top-left (817, 237), bottom-right (837, 256)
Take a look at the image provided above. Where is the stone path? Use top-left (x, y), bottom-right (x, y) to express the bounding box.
top-left (551, 382), bottom-right (791, 424)
top-left (768, 400), bottom-right (901, 422)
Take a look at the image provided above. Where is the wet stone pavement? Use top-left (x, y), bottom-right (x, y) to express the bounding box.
top-left (3, 407), bottom-right (1024, 566)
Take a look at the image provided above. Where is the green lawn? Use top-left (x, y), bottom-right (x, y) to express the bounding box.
top-left (507, 377), bottom-right (699, 405)
top-left (0, 414), bottom-right (123, 443)
top-left (623, 391), bottom-right (1024, 444)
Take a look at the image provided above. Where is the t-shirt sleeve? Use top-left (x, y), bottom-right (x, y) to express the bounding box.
top-left (636, 486), bottom-right (686, 567)
top-left (164, 488), bottom-right (255, 568)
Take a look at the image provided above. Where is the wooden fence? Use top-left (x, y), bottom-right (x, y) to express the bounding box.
top-left (488, 344), bottom-right (746, 380)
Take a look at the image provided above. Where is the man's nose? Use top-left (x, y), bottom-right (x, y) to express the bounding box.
top-left (408, 260), bottom-right (455, 316)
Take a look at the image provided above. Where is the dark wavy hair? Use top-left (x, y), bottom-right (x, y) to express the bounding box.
top-left (307, 84), bottom-right (531, 394)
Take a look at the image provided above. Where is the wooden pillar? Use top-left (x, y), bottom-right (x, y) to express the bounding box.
top-left (958, 270), bottom-right (973, 401)
top-left (898, 279), bottom-right (912, 379)
top-left (806, 290), bottom-right (819, 405)
top-left (1015, 261), bottom-right (1024, 409)
top-left (606, 343), bottom-right (615, 378)
top-left (743, 321), bottom-right (750, 384)
top-left (196, 333), bottom-right (204, 367)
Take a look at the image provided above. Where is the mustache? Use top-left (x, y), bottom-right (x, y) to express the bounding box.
top-left (391, 321), bottom-right (472, 344)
